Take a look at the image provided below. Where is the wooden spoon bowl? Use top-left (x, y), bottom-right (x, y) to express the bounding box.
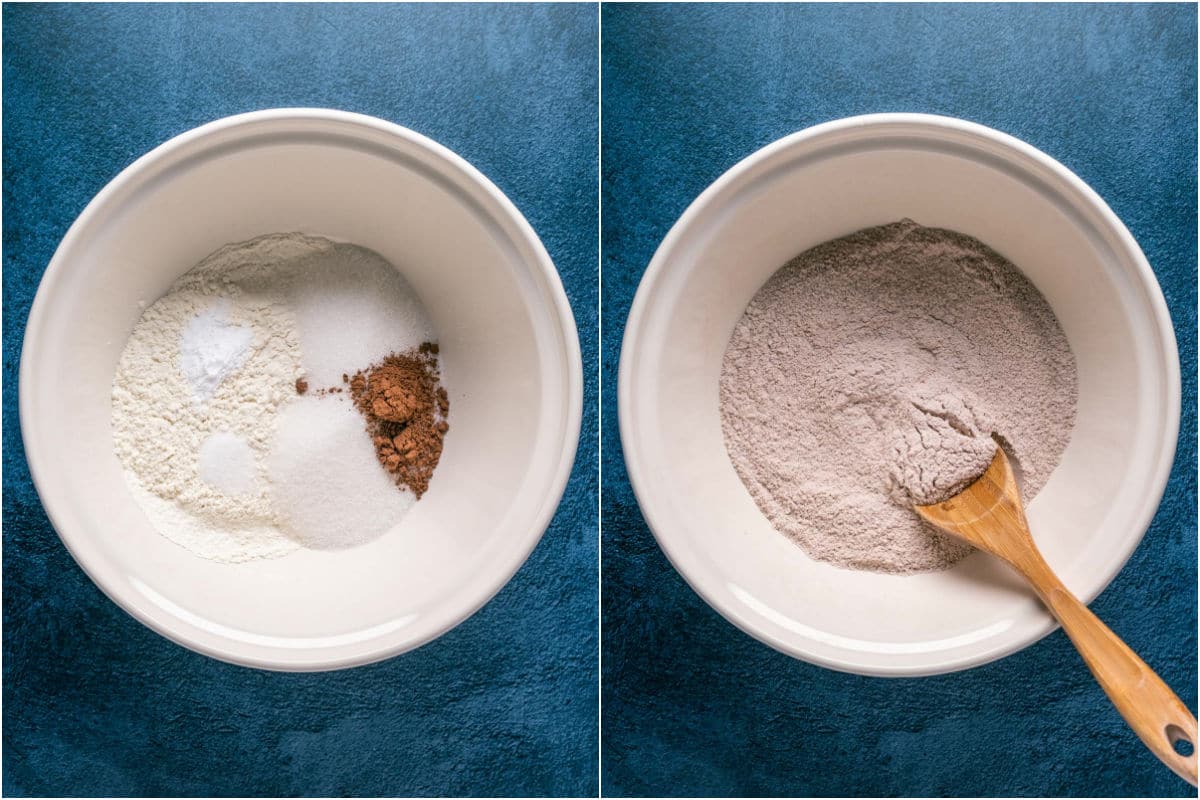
top-left (916, 449), bottom-right (1198, 786)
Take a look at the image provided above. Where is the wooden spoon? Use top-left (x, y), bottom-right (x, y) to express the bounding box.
top-left (915, 448), bottom-right (1198, 786)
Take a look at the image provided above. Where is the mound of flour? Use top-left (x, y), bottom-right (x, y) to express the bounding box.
top-left (886, 386), bottom-right (998, 507)
top-left (719, 220), bottom-right (1077, 574)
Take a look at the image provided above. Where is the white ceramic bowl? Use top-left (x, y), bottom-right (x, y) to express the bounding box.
top-left (619, 113), bottom-right (1180, 676)
top-left (20, 109), bottom-right (582, 670)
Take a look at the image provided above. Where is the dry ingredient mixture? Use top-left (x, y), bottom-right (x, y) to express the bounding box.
top-left (886, 389), bottom-right (999, 507)
top-left (719, 220), bottom-right (1077, 575)
top-left (112, 233), bottom-right (449, 562)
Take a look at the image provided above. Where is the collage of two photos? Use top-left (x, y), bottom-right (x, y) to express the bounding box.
top-left (3, 2), bottom-right (1197, 798)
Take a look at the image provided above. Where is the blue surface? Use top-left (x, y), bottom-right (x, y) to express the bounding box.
top-left (3, 5), bottom-right (597, 797)
top-left (601, 4), bottom-right (1197, 797)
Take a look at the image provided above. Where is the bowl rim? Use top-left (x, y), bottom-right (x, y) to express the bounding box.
top-left (19, 108), bottom-right (583, 671)
top-left (617, 112), bottom-right (1182, 677)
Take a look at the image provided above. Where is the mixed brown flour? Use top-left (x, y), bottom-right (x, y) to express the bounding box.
top-left (719, 220), bottom-right (1077, 574)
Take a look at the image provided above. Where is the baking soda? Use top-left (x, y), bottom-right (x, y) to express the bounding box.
top-left (179, 299), bottom-right (254, 403)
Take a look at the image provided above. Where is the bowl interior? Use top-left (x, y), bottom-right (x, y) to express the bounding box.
top-left (621, 118), bottom-right (1177, 675)
top-left (21, 113), bottom-right (579, 668)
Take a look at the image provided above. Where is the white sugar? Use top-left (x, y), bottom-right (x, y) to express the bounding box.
top-left (267, 395), bottom-right (415, 550)
top-left (253, 238), bottom-right (433, 388)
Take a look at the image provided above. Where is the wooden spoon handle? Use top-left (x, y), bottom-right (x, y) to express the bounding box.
top-left (1023, 560), bottom-right (1197, 786)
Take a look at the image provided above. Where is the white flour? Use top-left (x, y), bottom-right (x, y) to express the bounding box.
top-left (112, 233), bottom-right (433, 562)
top-left (719, 220), bottom-right (1077, 574)
top-left (113, 252), bottom-right (303, 563)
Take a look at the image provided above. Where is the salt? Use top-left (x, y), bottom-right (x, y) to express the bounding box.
top-left (198, 431), bottom-right (257, 496)
top-left (266, 395), bottom-right (415, 549)
top-left (179, 298), bottom-right (253, 402)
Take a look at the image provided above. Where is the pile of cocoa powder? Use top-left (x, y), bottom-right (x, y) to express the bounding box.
top-left (347, 342), bottom-right (449, 498)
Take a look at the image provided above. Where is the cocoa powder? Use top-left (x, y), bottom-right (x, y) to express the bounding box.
top-left (347, 342), bottom-right (448, 498)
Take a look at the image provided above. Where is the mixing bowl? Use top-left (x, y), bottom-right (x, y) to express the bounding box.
top-left (20, 109), bottom-right (582, 670)
top-left (618, 113), bottom-right (1180, 676)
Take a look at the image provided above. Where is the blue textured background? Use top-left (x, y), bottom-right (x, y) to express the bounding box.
top-left (3, 4), bottom-right (597, 796)
top-left (601, 4), bottom-right (1197, 797)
